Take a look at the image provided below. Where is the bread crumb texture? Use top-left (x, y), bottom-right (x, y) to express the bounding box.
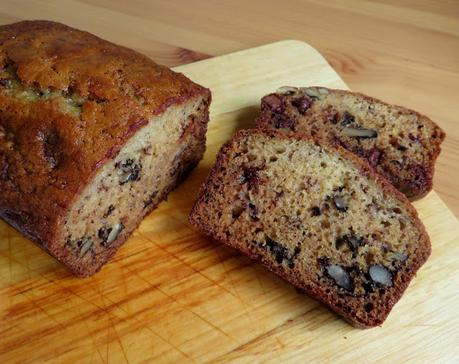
top-left (190, 129), bottom-right (430, 327)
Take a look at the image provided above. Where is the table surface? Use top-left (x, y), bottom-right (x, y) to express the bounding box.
top-left (0, 0), bottom-right (458, 217)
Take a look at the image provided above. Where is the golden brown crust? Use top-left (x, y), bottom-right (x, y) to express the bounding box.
top-left (0, 20), bottom-right (210, 244)
top-left (189, 128), bottom-right (431, 328)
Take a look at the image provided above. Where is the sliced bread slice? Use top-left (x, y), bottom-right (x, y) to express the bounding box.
top-left (256, 86), bottom-right (445, 199)
top-left (189, 129), bottom-right (431, 328)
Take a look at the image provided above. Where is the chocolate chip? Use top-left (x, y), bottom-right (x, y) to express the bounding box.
top-left (272, 113), bottom-right (297, 131)
top-left (310, 206), bottom-right (321, 217)
top-left (367, 147), bottom-right (382, 168)
top-left (409, 164), bottom-right (428, 191)
top-left (335, 234), bottom-right (363, 252)
top-left (326, 264), bottom-right (354, 292)
top-left (347, 235), bottom-right (363, 251)
top-left (333, 195), bottom-right (348, 212)
top-left (364, 302), bottom-right (374, 312)
top-left (103, 205), bottom-right (115, 218)
top-left (291, 96), bottom-right (312, 115)
top-left (116, 159), bottom-right (141, 184)
top-left (241, 165), bottom-right (264, 190)
top-left (329, 112), bottom-right (340, 124)
top-left (262, 94), bottom-right (284, 113)
top-left (265, 237), bottom-right (288, 264)
top-left (248, 202), bottom-right (258, 220)
top-left (408, 133), bottom-right (421, 143)
top-left (362, 281), bottom-right (374, 294)
top-left (264, 237), bottom-right (299, 267)
top-left (231, 205), bottom-right (244, 219)
top-left (294, 246), bottom-right (301, 256)
top-left (317, 256), bottom-right (330, 267)
top-left (341, 111), bottom-right (355, 126)
top-left (369, 265), bottom-right (392, 286)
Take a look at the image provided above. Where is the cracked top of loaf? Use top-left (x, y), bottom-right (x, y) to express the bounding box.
top-left (0, 20), bottom-right (210, 242)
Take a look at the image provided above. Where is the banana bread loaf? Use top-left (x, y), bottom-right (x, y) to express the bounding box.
top-left (0, 21), bottom-right (211, 277)
top-left (256, 86), bottom-right (445, 199)
top-left (189, 129), bottom-right (431, 328)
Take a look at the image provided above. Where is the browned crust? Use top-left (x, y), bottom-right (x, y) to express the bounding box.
top-left (0, 20), bottom-right (210, 249)
top-left (189, 128), bottom-right (431, 328)
top-left (256, 87), bottom-right (446, 200)
top-left (4, 111), bottom-right (208, 278)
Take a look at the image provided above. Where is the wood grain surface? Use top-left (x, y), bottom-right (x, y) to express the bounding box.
top-left (1, 40), bottom-right (458, 363)
top-left (0, 0), bottom-right (458, 218)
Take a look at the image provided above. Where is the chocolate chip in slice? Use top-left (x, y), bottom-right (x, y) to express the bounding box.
top-left (310, 206), bottom-right (321, 217)
top-left (248, 202), bottom-right (259, 220)
top-left (335, 234), bottom-right (362, 252)
top-left (241, 165), bottom-right (264, 190)
top-left (262, 94), bottom-right (284, 113)
top-left (266, 237), bottom-right (288, 264)
top-left (291, 96), bottom-right (312, 115)
top-left (367, 147), bottom-right (382, 168)
top-left (103, 205), bottom-right (115, 218)
top-left (272, 113), bottom-right (297, 131)
top-left (362, 281), bottom-right (374, 294)
top-left (364, 302), bottom-right (374, 313)
top-left (341, 111), bottom-right (355, 126)
top-left (116, 159), bottom-right (142, 185)
top-left (347, 235), bottom-right (363, 251)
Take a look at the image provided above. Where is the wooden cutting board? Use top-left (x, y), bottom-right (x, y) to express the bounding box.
top-left (1, 40), bottom-right (458, 364)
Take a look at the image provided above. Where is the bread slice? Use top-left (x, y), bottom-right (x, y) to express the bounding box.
top-left (256, 86), bottom-right (445, 199)
top-left (0, 21), bottom-right (211, 277)
top-left (189, 129), bottom-right (431, 328)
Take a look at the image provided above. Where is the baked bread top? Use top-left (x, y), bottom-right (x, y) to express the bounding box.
top-left (0, 20), bottom-right (210, 242)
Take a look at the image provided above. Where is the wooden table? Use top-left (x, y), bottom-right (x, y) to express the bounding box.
top-left (1, 0), bottom-right (458, 217)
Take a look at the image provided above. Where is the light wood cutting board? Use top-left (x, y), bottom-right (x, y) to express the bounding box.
top-left (1, 40), bottom-right (458, 364)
